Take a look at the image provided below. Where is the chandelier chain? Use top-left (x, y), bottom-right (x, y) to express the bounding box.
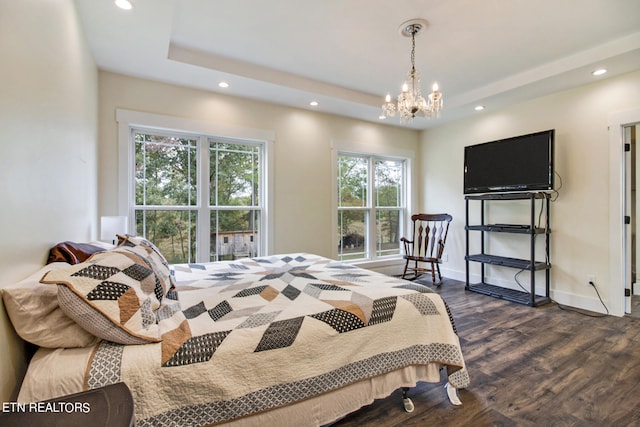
top-left (410, 28), bottom-right (416, 72)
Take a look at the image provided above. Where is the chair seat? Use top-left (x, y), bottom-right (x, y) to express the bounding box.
top-left (404, 255), bottom-right (440, 263)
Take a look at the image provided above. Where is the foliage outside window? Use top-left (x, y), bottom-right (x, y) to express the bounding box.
top-left (133, 130), bottom-right (263, 264)
top-left (337, 154), bottom-right (405, 261)
top-left (209, 141), bottom-right (261, 262)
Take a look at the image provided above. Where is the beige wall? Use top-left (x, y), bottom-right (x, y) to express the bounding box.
top-left (0, 0), bottom-right (98, 400)
top-left (420, 70), bottom-right (640, 314)
top-left (98, 72), bottom-right (419, 259)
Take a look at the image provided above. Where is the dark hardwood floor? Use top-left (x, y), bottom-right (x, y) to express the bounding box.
top-left (333, 278), bottom-right (640, 426)
top-left (630, 295), bottom-right (640, 318)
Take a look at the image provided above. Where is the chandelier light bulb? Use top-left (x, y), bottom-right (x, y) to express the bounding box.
top-left (385, 93), bottom-right (392, 102)
top-left (432, 82), bottom-right (439, 92)
top-left (402, 83), bottom-right (409, 93)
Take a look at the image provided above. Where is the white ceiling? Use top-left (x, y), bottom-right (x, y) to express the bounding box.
top-left (75, 0), bottom-right (640, 129)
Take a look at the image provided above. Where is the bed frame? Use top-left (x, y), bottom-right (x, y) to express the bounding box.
top-left (5, 252), bottom-right (466, 425)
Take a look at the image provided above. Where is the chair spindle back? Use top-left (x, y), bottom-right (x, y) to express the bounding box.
top-left (409, 213), bottom-right (452, 259)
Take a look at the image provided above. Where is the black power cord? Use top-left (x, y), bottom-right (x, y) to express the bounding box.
top-left (549, 171), bottom-right (563, 202)
top-left (555, 279), bottom-right (609, 317)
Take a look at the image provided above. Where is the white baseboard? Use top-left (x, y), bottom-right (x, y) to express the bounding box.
top-left (439, 266), bottom-right (466, 282)
top-left (551, 288), bottom-right (610, 315)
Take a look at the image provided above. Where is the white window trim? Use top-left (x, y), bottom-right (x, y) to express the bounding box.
top-left (116, 109), bottom-right (275, 260)
top-left (330, 139), bottom-right (416, 269)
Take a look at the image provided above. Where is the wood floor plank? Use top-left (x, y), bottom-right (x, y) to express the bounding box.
top-left (333, 278), bottom-right (640, 426)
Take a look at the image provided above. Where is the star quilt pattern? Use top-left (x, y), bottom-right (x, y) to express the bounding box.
top-left (85, 253), bottom-right (469, 426)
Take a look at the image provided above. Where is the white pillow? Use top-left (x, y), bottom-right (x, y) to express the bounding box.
top-left (2, 263), bottom-right (99, 348)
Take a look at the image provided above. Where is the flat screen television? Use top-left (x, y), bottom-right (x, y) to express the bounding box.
top-left (463, 129), bottom-right (555, 194)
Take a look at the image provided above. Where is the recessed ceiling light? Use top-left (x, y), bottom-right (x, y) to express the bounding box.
top-left (218, 82), bottom-right (229, 88)
top-left (379, 115), bottom-right (387, 120)
top-left (592, 68), bottom-right (607, 76)
top-left (475, 105), bottom-right (485, 111)
top-left (115, 0), bottom-right (133, 10)
top-left (309, 101), bottom-right (319, 107)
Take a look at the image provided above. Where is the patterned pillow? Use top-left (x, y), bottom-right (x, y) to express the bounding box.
top-left (116, 235), bottom-right (176, 298)
top-left (40, 249), bottom-right (162, 345)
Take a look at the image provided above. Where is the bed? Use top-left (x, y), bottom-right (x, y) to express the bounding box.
top-left (3, 236), bottom-right (469, 426)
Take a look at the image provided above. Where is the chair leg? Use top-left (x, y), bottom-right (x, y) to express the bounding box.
top-left (402, 260), bottom-right (410, 279)
top-left (436, 263), bottom-right (442, 283)
top-left (431, 262), bottom-right (436, 283)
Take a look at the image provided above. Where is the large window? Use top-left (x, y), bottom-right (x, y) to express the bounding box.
top-left (132, 129), bottom-right (264, 264)
top-left (337, 153), bottom-right (406, 261)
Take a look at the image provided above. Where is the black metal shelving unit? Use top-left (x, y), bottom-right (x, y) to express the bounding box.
top-left (465, 192), bottom-right (551, 306)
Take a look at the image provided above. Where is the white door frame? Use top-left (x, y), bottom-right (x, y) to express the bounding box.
top-left (609, 107), bottom-right (640, 316)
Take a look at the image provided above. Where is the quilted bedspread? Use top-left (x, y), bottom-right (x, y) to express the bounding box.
top-left (85, 253), bottom-right (469, 426)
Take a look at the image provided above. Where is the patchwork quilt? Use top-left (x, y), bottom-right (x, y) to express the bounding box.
top-left (84, 253), bottom-right (469, 426)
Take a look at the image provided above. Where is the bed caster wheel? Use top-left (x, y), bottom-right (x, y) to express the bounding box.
top-left (400, 387), bottom-right (414, 412)
top-left (402, 396), bottom-right (415, 413)
top-left (445, 382), bottom-right (462, 406)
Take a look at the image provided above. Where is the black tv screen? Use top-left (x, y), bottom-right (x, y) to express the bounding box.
top-left (464, 129), bottom-right (554, 194)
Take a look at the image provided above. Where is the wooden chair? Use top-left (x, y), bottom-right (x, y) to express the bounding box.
top-left (400, 213), bottom-right (452, 283)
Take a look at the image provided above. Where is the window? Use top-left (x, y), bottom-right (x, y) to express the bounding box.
top-left (337, 153), bottom-right (406, 261)
top-left (131, 129), bottom-right (265, 264)
top-left (134, 131), bottom-right (198, 264)
top-left (209, 140), bottom-right (261, 262)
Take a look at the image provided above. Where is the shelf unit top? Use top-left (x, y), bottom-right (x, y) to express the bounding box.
top-left (465, 224), bottom-right (549, 234)
top-left (464, 191), bottom-right (551, 200)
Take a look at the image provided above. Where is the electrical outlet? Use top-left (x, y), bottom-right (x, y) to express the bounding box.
top-left (587, 275), bottom-right (596, 286)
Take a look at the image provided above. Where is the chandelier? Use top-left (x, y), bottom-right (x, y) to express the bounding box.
top-left (382, 19), bottom-right (443, 123)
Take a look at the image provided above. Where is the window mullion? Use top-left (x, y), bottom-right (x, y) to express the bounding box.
top-left (256, 145), bottom-right (263, 257)
top-left (401, 159), bottom-right (407, 247)
top-left (196, 136), bottom-right (210, 263)
top-left (367, 156), bottom-right (376, 260)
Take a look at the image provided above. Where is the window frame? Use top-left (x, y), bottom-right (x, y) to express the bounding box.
top-left (332, 140), bottom-right (415, 268)
top-left (116, 109), bottom-right (275, 263)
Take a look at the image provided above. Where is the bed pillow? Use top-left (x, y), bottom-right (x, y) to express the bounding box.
top-left (116, 235), bottom-right (176, 298)
top-left (40, 249), bottom-right (162, 345)
top-left (46, 241), bottom-right (110, 265)
top-left (2, 263), bottom-right (99, 348)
